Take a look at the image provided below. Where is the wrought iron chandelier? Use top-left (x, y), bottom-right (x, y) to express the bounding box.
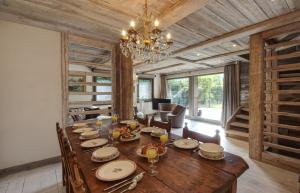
top-left (120, 0), bottom-right (173, 63)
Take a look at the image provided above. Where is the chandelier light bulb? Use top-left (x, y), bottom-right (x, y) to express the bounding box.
top-left (121, 29), bottom-right (127, 37)
top-left (130, 20), bottom-right (136, 28)
top-left (154, 19), bottom-right (159, 27)
top-left (166, 33), bottom-right (171, 40)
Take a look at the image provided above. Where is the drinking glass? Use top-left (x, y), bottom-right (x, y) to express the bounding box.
top-left (111, 114), bottom-right (119, 124)
top-left (160, 134), bottom-right (169, 144)
top-left (111, 130), bottom-right (120, 145)
top-left (95, 119), bottom-right (103, 135)
top-left (146, 148), bottom-right (159, 176)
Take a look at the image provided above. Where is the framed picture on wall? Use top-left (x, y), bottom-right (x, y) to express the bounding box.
top-left (68, 75), bottom-right (86, 92)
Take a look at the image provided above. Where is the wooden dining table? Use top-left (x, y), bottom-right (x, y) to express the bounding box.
top-left (65, 123), bottom-right (248, 193)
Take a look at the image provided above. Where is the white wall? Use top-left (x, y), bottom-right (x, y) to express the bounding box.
top-left (0, 20), bottom-right (62, 169)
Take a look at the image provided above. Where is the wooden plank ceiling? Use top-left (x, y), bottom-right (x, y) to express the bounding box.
top-left (0, 0), bottom-right (299, 74)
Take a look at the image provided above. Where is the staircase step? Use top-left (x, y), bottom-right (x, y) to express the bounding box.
top-left (230, 122), bottom-right (249, 129)
top-left (225, 130), bottom-right (249, 141)
top-left (241, 108), bottom-right (249, 112)
top-left (236, 114), bottom-right (249, 120)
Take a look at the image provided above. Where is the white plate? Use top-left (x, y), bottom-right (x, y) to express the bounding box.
top-left (91, 151), bottom-right (120, 163)
top-left (92, 147), bottom-right (118, 159)
top-left (80, 138), bottom-right (108, 148)
top-left (120, 120), bottom-right (137, 125)
top-left (136, 146), bottom-right (167, 158)
top-left (120, 133), bottom-right (140, 142)
top-left (199, 143), bottom-right (224, 153)
top-left (198, 150), bottom-right (225, 160)
top-left (79, 134), bottom-right (100, 140)
top-left (73, 127), bottom-right (94, 134)
top-left (141, 127), bottom-right (156, 133)
top-left (95, 160), bottom-right (137, 181)
top-left (81, 130), bottom-right (98, 138)
top-left (73, 123), bottom-right (88, 127)
top-left (173, 139), bottom-right (199, 149)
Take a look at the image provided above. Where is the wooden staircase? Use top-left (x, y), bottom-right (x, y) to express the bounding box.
top-left (225, 105), bottom-right (249, 141)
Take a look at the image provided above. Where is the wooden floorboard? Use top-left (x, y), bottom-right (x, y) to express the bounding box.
top-left (0, 120), bottom-right (298, 193)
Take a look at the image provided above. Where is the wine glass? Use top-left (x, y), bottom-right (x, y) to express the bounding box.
top-left (111, 129), bottom-right (120, 145)
top-left (146, 148), bottom-right (159, 176)
top-left (95, 119), bottom-right (103, 135)
top-left (111, 114), bottom-right (119, 125)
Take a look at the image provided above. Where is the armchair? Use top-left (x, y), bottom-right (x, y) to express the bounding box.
top-left (158, 103), bottom-right (176, 122)
top-left (167, 105), bottom-right (186, 128)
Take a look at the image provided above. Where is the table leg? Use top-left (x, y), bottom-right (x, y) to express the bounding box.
top-left (226, 178), bottom-right (237, 193)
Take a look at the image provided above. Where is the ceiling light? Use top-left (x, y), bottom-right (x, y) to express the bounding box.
top-left (120, 0), bottom-right (173, 63)
top-left (197, 53), bottom-right (200, 56)
top-left (232, 44), bottom-right (237, 47)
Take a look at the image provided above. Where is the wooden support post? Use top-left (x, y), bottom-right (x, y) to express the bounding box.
top-left (61, 33), bottom-right (69, 126)
top-left (249, 33), bottom-right (265, 160)
top-left (113, 46), bottom-right (133, 120)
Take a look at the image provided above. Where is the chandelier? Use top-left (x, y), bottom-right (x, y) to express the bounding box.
top-left (120, 0), bottom-right (173, 63)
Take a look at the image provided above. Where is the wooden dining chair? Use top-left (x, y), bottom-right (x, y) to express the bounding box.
top-left (182, 123), bottom-right (220, 145)
top-left (135, 115), bottom-right (149, 127)
top-left (56, 122), bottom-right (67, 187)
top-left (150, 116), bottom-right (172, 133)
top-left (63, 137), bottom-right (86, 193)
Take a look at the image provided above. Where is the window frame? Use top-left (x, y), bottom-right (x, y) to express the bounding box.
top-left (137, 78), bottom-right (154, 102)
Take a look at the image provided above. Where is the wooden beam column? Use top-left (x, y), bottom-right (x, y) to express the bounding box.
top-left (249, 33), bottom-right (265, 160)
top-left (113, 46), bottom-right (133, 120)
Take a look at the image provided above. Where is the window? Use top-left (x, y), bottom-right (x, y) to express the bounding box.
top-left (138, 78), bottom-right (153, 102)
top-left (167, 78), bottom-right (189, 115)
top-left (95, 76), bottom-right (112, 101)
top-left (196, 73), bottom-right (223, 121)
top-left (68, 75), bottom-right (86, 92)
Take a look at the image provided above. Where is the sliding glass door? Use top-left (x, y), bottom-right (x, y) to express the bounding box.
top-left (195, 73), bottom-right (223, 122)
top-left (167, 78), bottom-right (189, 115)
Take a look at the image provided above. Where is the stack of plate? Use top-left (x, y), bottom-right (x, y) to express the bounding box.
top-left (91, 147), bottom-right (120, 162)
top-left (80, 130), bottom-right (99, 140)
top-left (198, 143), bottom-right (224, 160)
top-left (150, 128), bottom-right (165, 137)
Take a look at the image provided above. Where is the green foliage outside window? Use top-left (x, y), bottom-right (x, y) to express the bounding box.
top-left (197, 74), bottom-right (223, 108)
top-left (167, 78), bottom-right (189, 107)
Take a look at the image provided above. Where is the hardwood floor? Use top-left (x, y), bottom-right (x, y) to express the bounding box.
top-left (0, 120), bottom-right (299, 193)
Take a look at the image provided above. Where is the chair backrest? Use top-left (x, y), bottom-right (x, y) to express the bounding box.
top-left (56, 122), bottom-right (69, 163)
top-left (150, 116), bottom-right (172, 133)
top-left (158, 103), bottom-right (176, 111)
top-left (136, 115), bottom-right (149, 127)
top-left (63, 138), bottom-right (85, 193)
top-left (182, 123), bottom-right (220, 145)
top-left (171, 105), bottom-right (186, 115)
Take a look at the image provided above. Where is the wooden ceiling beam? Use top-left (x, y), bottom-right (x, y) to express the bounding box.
top-left (193, 49), bottom-right (249, 63)
top-left (172, 10), bottom-right (300, 56)
top-left (159, 0), bottom-right (209, 29)
top-left (137, 63), bottom-right (185, 74)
